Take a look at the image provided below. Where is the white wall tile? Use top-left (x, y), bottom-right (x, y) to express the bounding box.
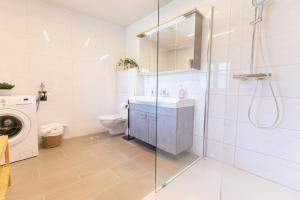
top-left (235, 148), bottom-right (300, 191)
top-left (206, 0), bottom-right (300, 191)
top-left (0, 0), bottom-right (126, 139)
top-left (273, 65), bottom-right (300, 98)
top-left (209, 94), bottom-right (226, 118)
top-left (237, 122), bottom-right (300, 164)
top-left (207, 139), bottom-right (235, 165)
top-left (207, 117), bottom-right (225, 142)
top-left (0, 0), bottom-right (27, 33)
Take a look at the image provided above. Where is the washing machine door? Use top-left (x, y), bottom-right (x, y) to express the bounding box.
top-left (0, 109), bottom-right (31, 146)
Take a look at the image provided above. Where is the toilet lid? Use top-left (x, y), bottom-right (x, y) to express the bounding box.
top-left (98, 114), bottom-right (123, 121)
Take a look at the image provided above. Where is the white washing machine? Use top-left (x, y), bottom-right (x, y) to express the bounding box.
top-left (0, 96), bottom-right (39, 162)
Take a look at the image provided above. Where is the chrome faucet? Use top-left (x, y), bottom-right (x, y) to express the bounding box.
top-left (151, 90), bottom-right (155, 96)
top-left (159, 89), bottom-right (169, 97)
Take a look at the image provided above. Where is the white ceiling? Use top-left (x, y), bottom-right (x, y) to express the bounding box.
top-left (44, 0), bottom-right (173, 26)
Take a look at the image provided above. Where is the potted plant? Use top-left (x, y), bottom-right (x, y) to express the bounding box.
top-left (116, 58), bottom-right (139, 71)
top-left (0, 82), bottom-right (15, 96)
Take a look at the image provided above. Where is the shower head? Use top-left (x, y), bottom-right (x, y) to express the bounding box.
top-left (252, 0), bottom-right (268, 21)
top-left (252, 0), bottom-right (268, 7)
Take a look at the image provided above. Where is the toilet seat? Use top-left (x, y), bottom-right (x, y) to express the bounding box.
top-left (98, 114), bottom-right (126, 122)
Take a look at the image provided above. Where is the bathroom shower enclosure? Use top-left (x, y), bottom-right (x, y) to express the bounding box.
top-left (152, 0), bottom-right (214, 192)
top-left (152, 0), bottom-right (300, 199)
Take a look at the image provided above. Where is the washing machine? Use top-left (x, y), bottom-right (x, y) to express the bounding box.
top-left (0, 96), bottom-right (39, 162)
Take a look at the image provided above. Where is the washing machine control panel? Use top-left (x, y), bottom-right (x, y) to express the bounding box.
top-left (0, 98), bottom-right (6, 107)
top-left (0, 96), bottom-right (35, 107)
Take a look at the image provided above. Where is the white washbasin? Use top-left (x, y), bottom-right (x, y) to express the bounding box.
top-left (129, 96), bottom-right (195, 108)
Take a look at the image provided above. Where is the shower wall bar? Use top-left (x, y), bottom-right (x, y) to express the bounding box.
top-left (232, 73), bottom-right (272, 80)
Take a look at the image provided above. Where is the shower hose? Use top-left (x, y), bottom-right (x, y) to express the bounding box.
top-left (247, 21), bottom-right (281, 129)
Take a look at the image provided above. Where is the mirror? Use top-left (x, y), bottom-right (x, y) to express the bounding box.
top-left (138, 10), bottom-right (204, 74)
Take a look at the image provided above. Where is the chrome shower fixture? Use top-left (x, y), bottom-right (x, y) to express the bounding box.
top-left (251, 0), bottom-right (268, 25)
top-left (233, 0), bottom-right (281, 129)
top-left (252, 0), bottom-right (268, 7)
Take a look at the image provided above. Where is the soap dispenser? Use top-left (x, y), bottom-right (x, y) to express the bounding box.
top-left (178, 85), bottom-right (185, 99)
top-left (184, 87), bottom-right (189, 99)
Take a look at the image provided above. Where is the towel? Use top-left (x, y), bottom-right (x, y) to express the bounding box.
top-left (121, 102), bottom-right (128, 109)
top-left (40, 123), bottom-right (68, 135)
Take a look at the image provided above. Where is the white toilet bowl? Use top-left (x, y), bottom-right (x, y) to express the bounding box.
top-left (98, 114), bottom-right (127, 135)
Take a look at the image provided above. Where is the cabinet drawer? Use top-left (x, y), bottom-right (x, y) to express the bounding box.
top-left (130, 103), bottom-right (155, 113)
top-left (130, 103), bottom-right (176, 117)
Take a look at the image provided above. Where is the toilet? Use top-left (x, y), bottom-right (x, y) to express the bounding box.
top-left (98, 103), bottom-right (128, 135)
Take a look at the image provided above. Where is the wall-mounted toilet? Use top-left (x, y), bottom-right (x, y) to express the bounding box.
top-left (98, 103), bottom-right (128, 135)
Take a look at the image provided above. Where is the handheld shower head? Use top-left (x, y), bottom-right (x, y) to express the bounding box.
top-left (252, 0), bottom-right (268, 7)
top-left (252, 0), bottom-right (268, 21)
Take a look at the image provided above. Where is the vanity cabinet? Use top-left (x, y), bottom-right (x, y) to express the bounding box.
top-left (130, 110), bottom-right (149, 143)
top-left (148, 115), bottom-right (157, 146)
top-left (129, 103), bottom-right (194, 155)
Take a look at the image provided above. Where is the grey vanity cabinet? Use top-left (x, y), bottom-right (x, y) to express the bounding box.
top-left (148, 115), bottom-right (156, 146)
top-left (129, 103), bottom-right (194, 155)
top-left (156, 115), bottom-right (177, 154)
top-left (129, 109), bottom-right (149, 143)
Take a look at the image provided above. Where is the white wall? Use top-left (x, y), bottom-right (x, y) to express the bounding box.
top-left (117, 68), bottom-right (144, 113)
top-left (125, 0), bottom-right (212, 156)
top-left (0, 0), bottom-right (125, 138)
top-left (206, 0), bottom-right (300, 191)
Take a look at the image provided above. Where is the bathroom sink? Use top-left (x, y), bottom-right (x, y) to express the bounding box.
top-left (129, 96), bottom-right (194, 108)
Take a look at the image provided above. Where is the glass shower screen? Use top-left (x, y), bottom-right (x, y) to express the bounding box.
top-left (155, 0), bottom-right (213, 192)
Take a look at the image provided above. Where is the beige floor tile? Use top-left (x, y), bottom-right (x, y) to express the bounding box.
top-left (37, 159), bottom-right (76, 179)
top-left (131, 151), bottom-right (155, 172)
top-left (73, 152), bottom-right (128, 179)
top-left (7, 133), bottom-right (197, 200)
top-left (45, 170), bottom-right (120, 200)
top-left (7, 169), bottom-right (79, 199)
top-left (156, 151), bottom-right (199, 184)
top-left (6, 194), bottom-right (45, 200)
top-left (94, 171), bottom-right (155, 200)
top-left (10, 158), bottom-right (39, 176)
top-left (10, 167), bottom-right (39, 186)
top-left (110, 159), bottom-right (148, 180)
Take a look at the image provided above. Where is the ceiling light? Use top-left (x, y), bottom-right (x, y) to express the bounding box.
top-left (144, 16), bottom-right (186, 36)
top-left (100, 54), bottom-right (109, 61)
top-left (213, 30), bottom-right (234, 38)
top-left (84, 37), bottom-right (90, 47)
top-left (186, 33), bottom-right (195, 38)
top-left (43, 29), bottom-right (50, 42)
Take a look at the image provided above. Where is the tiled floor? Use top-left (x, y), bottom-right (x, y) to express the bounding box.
top-left (7, 133), bottom-right (198, 200)
top-left (144, 158), bottom-right (300, 200)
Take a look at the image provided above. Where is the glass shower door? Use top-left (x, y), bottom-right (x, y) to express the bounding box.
top-left (155, 0), bottom-right (214, 191)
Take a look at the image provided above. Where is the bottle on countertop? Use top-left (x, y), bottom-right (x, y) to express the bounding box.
top-left (151, 90), bottom-right (155, 96)
top-left (184, 87), bottom-right (189, 99)
top-left (179, 85), bottom-right (185, 99)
